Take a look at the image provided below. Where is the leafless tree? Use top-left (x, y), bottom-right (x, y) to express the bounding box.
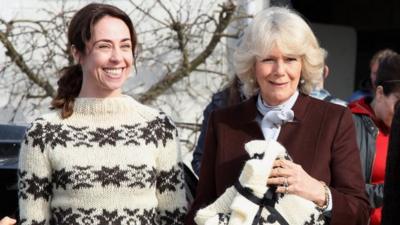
top-left (0, 0), bottom-right (249, 153)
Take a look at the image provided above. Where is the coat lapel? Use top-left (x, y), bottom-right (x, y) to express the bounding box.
top-left (278, 94), bottom-right (314, 172)
top-left (235, 96), bottom-right (265, 141)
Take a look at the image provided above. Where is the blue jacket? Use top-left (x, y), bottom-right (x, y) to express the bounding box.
top-left (191, 90), bottom-right (230, 176)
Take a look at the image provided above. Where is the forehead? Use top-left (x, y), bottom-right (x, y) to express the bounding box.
top-left (260, 37), bottom-right (303, 57)
top-left (261, 45), bottom-right (301, 58)
top-left (92, 16), bottom-right (130, 41)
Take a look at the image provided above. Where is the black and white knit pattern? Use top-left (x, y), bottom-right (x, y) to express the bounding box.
top-left (18, 96), bottom-right (187, 225)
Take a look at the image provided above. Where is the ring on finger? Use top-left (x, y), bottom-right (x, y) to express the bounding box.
top-left (284, 185), bottom-right (289, 194)
top-left (283, 177), bottom-right (288, 187)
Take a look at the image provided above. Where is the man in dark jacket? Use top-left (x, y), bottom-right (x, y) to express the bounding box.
top-left (382, 101), bottom-right (400, 225)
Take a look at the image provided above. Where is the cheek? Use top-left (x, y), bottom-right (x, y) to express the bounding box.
top-left (254, 63), bottom-right (272, 79)
top-left (85, 54), bottom-right (107, 70)
top-left (384, 111), bottom-right (394, 127)
top-left (291, 64), bottom-right (302, 78)
top-left (289, 71), bottom-right (301, 85)
top-left (386, 103), bottom-right (395, 122)
top-left (377, 101), bottom-right (393, 124)
top-left (124, 52), bottom-right (134, 64)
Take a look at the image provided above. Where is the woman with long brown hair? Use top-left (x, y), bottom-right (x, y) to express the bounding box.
top-left (17, 3), bottom-right (186, 225)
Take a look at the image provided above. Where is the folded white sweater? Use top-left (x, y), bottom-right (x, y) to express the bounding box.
top-left (195, 140), bottom-right (325, 225)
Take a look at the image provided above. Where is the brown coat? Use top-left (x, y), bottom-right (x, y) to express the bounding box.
top-left (185, 94), bottom-right (369, 225)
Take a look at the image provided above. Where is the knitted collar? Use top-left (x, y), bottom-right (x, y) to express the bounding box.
top-left (73, 95), bottom-right (138, 115)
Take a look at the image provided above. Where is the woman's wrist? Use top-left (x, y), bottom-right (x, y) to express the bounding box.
top-left (315, 181), bottom-right (329, 210)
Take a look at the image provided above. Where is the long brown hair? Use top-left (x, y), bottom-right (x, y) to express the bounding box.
top-left (51, 3), bottom-right (137, 118)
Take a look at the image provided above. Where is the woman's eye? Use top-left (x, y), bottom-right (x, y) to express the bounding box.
top-left (98, 44), bottom-right (111, 49)
top-left (261, 58), bottom-right (274, 63)
top-left (121, 45), bottom-right (132, 49)
top-left (285, 57), bottom-right (298, 62)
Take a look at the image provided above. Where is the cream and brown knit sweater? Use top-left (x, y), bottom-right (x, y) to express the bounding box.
top-left (18, 96), bottom-right (187, 225)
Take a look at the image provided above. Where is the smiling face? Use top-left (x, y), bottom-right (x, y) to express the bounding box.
top-left (74, 16), bottom-right (133, 98)
top-left (254, 46), bottom-right (302, 106)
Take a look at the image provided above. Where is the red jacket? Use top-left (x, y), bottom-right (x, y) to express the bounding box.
top-left (349, 97), bottom-right (389, 225)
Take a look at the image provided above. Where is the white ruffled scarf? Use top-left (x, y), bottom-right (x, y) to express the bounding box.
top-left (256, 91), bottom-right (298, 140)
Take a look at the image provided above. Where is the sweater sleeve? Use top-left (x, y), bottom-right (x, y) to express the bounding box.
top-left (18, 119), bottom-right (52, 225)
top-left (155, 114), bottom-right (187, 225)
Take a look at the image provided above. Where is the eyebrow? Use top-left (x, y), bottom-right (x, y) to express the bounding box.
top-left (93, 38), bottom-right (131, 44)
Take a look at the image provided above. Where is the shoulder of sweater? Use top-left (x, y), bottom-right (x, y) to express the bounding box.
top-left (127, 97), bottom-right (175, 123)
top-left (31, 110), bottom-right (62, 124)
top-left (129, 97), bottom-right (160, 116)
top-left (22, 111), bottom-right (60, 139)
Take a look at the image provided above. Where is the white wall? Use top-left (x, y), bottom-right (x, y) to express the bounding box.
top-left (312, 23), bottom-right (357, 100)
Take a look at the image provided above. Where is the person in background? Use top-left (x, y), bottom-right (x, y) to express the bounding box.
top-left (348, 49), bottom-right (397, 103)
top-left (381, 101), bottom-right (400, 225)
top-left (349, 54), bottom-right (400, 225)
top-left (17, 3), bottom-right (186, 225)
top-left (185, 6), bottom-right (369, 225)
top-left (310, 65), bottom-right (347, 106)
top-left (191, 76), bottom-right (245, 177)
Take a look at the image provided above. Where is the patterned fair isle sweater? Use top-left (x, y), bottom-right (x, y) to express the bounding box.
top-left (18, 95), bottom-right (187, 225)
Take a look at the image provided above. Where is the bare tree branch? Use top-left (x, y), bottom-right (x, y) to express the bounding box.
top-left (0, 29), bottom-right (55, 98)
top-left (194, 68), bottom-right (230, 77)
top-left (138, 0), bottom-right (236, 103)
top-left (128, 0), bottom-right (169, 26)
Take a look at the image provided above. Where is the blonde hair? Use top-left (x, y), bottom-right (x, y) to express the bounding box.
top-left (234, 7), bottom-right (326, 98)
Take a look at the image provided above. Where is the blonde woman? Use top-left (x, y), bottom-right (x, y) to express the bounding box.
top-left (186, 7), bottom-right (369, 225)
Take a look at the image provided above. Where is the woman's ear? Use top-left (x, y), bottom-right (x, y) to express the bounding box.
top-left (71, 45), bottom-right (81, 64)
top-left (375, 85), bottom-right (384, 100)
top-left (323, 65), bottom-right (329, 79)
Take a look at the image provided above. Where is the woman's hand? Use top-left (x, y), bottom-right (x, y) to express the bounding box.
top-left (267, 159), bottom-right (327, 207)
top-left (0, 217), bottom-right (16, 225)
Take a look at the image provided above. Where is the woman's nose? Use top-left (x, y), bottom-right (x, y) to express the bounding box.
top-left (274, 60), bottom-right (285, 75)
top-left (110, 48), bottom-right (123, 62)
